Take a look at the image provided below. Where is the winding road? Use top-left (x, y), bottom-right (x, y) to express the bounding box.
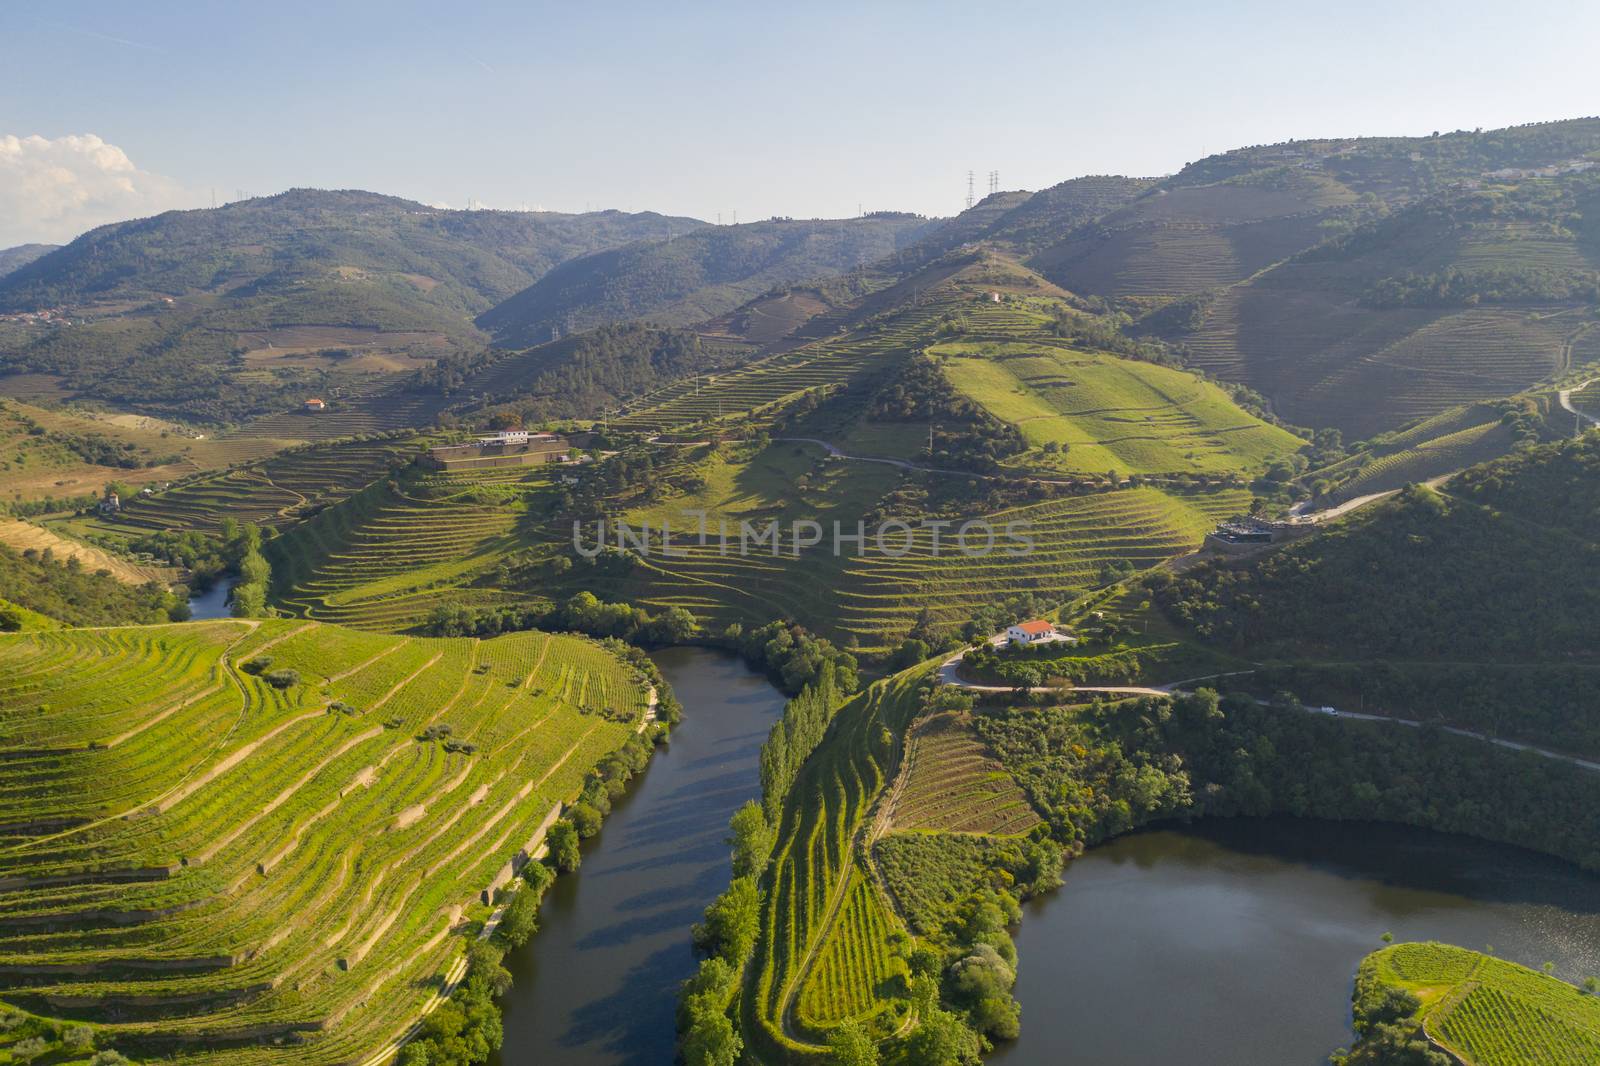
top-left (1558, 377), bottom-right (1599, 429)
top-left (938, 643), bottom-right (1600, 778)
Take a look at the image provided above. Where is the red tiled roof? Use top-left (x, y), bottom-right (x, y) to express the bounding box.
top-left (1013, 619), bottom-right (1054, 635)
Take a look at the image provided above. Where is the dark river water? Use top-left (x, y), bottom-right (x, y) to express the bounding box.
top-left (991, 818), bottom-right (1600, 1066)
top-left (493, 653), bottom-right (1600, 1065)
top-left (492, 647), bottom-right (784, 1066)
top-left (185, 578), bottom-right (235, 620)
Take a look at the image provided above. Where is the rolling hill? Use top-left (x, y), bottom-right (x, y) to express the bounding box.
top-left (476, 214), bottom-right (940, 347)
top-left (0, 618), bottom-right (655, 1064)
top-left (1148, 430), bottom-right (1600, 753)
top-left (0, 190), bottom-right (703, 422)
top-left (936, 339), bottom-right (1302, 477)
top-left (256, 255), bottom-right (1275, 650)
top-left (1171, 169), bottom-right (1600, 437)
top-left (0, 244), bottom-right (56, 279)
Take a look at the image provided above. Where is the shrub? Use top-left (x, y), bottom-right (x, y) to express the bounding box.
top-left (262, 668), bottom-right (300, 690)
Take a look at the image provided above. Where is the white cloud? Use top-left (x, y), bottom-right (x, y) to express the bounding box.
top-left (0, 133), bottom-right (201, 247)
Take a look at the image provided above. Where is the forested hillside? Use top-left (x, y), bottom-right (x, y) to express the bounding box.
top-left (427, 324), bottom-right (747, 423)
top-left (0, 190), bottom-right (702, 421)
top-left (1151, 431), bottom-right (1600, 750)
top-left (0, 541), bottom-right (183, 627)
top-left (0, 244), bottom-right (56, 278)
top-left (477, 214), bottom-right (937, 346)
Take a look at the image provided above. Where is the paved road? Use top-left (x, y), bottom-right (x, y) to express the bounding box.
top-left (1558, 377), bottom-right (1598, 428)
top-left (938, 643), bottom-right (1600, 777)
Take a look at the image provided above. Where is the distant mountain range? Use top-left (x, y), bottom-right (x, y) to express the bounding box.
top-left (477, 213), bottom-right (940, 347)
top-left (0, 243), bottom-right (57, 278)
top-left (2, 117), bottom-right (1598, 437)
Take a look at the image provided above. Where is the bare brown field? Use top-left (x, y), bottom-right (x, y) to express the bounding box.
top-left (0, 517), bottom-right (175, 584)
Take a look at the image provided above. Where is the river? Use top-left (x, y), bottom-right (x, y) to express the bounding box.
top-left (492, 654), bottom-right (1600, 1066)
top-left (991, 818), bottom-right (1600, 1065)
top-left (492, 647), bottom-right (784, 1066)
top-left (186, 577), bottom-right (235, 620)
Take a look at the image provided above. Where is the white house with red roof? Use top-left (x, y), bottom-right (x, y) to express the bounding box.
top-left (1005, 619), bottom-right (1061, 646)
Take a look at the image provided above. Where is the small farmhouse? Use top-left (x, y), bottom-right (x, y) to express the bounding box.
top-left (303, 398), bottom-right (327, 412)
top-left (1005, 619), bottom-right (1058, 646)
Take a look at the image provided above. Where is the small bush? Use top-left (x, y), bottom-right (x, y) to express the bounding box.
top-left (241, 656), bottom-right (272, 675)
top-left (262, 668), bottom-right (300, 689)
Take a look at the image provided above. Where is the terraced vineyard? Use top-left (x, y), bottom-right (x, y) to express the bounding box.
top-left (886, 712), bottom-right (1040, 836)
top-left (0, 619), bottom-right (652, 1064)
top-left (608, 317), bottom-right (928, 433)
top-left (937, 340), bottom-right (1302, 476)
top-left (1283, 308), bottom-right (1569, 435)
top-left (77, 436), bottom-right (417, 538)
top-left (1316, 402), bottom-right (1517, 503)
top-left (745, 668), bottom-right (928, 1057)
top-left (607, 481), bottom-right (1251, 652)
top-left (269, 467), bottom-right (538, 630)
top-left (791, 872), bottom-right (905, 1035)
top-left (1359, 942), bottom-right (1600, 1066)
top-left (611, 258), bottom-right (1066, 436)
top-left (1027, 178), bottom-right (1345, 301)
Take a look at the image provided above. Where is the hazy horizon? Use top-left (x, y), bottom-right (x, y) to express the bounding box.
top-left (5, 0), bottom-right (1599, 246)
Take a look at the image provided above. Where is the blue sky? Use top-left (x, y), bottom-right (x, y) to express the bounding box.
top-left (3, 0), bottom-right (1598, 244)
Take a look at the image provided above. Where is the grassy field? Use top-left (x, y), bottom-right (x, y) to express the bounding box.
top-left (1358, 942), bottom-right (1600, 1066)
top-left (0, 618), bottom-right (653, 1064)
top-left (936, 340), bottom-right (1301, 476)
top-left (0, 397), bottom-right (285, 508)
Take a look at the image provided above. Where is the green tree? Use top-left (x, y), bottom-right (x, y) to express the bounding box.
top-left (547, 819), bottom-right (581, 873)
top-left (827, 1017), bottom-right (880, 1066)
top-left (904, 1008), bottom-right (980, 1066)
top-left (693, 876), bottom-right (760, 962)
top-left (648, 605), bottom-right (699, 644)
top-left (497, 886), bottom-right (540, 949)
top-left (727, 801), bottom-right (773, 879)
top-left (682, 1007), bottom-right (741, 1066)
top-left (230, 580), bottom-right (267, 618)
top-left (568, 801), bottom-right (604, 839)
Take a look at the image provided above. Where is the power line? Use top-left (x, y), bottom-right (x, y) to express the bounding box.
top-left (965, 170), bottom-right (975, 211)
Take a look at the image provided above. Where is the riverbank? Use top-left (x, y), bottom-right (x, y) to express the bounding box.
top-left (492, 648), bottom-right (785, 1066)
top-left (991, 818), bottom-right (1600, 1065)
